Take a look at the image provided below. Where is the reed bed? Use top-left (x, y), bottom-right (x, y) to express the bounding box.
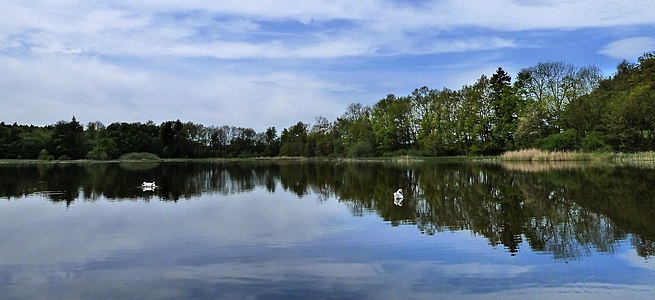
top-left (500, 149), bottom-right (600, 161)
top-left (611, 151), bottom-right (655, 162)
top-left (500, 149), bottom-right (655, 169)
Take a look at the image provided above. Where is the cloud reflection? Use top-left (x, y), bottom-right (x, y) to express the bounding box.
top-left (3, 162), bottom-right (655, 298)
top-left (0, 191), bottom-right (539, 299)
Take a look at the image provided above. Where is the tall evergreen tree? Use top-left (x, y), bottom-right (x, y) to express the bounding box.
top-left (489, 67), bottom-right (519, 153)
top-left (51, 116), bottom-right (85, 159)
top-left (263, 126), bottom-right (280, 157)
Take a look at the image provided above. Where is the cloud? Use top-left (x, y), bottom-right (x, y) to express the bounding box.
top-left (0, 55), bottom-right (157, 123)
top-left (599, 37), bottom-right (655, 60)
top-left (429, 0), bottom-right (655, 30)
top-left (0, 54), bottom-right (348, 130)
top-left (3, 1), bottom-right (654, 60)
top-left (420, 37), bottom-right (516, 55)
top-left (1, 0), bottom-right (654, 128)
top-left (132, 0), bottom-right (655, 31)
top-left (193, 72), bottom-right (349, 129)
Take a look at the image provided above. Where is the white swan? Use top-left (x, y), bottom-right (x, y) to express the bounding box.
top-left (142, 181), bottom-right (156, 187)
top-left (393, 188), bottom-right (403, 199)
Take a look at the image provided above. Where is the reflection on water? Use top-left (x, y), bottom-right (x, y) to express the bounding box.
top-left (1, 161), bottom-right (655, 298)
top-left (141, 186), bottom-right (156, 192)
top-left (1, 161), bottom-right (654, 261)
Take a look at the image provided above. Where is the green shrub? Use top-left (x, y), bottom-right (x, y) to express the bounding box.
top-left (86, 148), bottom-right (109, 160)
top-left (537, 129), bottom-right (581, 151)
top-left (38, 149), bottom-right (54, 160)
top-left (381, 148), bottom-right (429, 157)
top-left (581, 132), bottom-right (611, 152)
top-left (118, 152), bottom-right (161, 161)
top-left (348, 141), bottom-right (376, 157)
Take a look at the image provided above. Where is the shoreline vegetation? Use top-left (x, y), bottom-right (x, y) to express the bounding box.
top-left (2, 149), bottom-right (655, 165)
top-left (3, 151), bottom-right (655, 173)
top-left (500, 149), bottom-right (655, 162)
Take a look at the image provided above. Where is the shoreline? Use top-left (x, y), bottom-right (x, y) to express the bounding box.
top-left (3, 150), bottom-right (655, 165)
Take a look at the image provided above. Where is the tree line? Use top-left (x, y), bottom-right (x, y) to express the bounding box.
top-left (1, 52), bottom-right (653, 160)
top-left (0, 119), bottom-right (281, 160)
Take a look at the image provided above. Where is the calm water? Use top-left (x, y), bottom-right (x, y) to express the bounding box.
top-left (1, 161), bottom-right (654, 299)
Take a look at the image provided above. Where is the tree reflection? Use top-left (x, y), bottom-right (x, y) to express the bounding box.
top-left (1, 161), bottom-right (654, 261)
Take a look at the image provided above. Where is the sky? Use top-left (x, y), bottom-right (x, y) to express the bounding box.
top-left (1, 0), bottom-right (655, 132)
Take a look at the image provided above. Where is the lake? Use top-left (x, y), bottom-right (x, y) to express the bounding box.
top-left (1, 161), bottom-right (654, 299)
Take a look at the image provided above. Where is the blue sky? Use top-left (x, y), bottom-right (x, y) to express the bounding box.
top-left (2, 0), bottom-right (654, 131)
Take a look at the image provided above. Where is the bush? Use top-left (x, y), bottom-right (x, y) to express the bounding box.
top-left (118, 152), bottom-right (161, 161)
top-left (381, 148), bottom-right (429, 157)
top-left (581, 132), bottom-right (611, 152)
top-left (86, 148), bottom-right (109, 160)
top-left (537, 129), bottom-right (581, 151)
top-left (348, 141), bottom-right (376, 157)
top-left (38, 149), bottom-right (54, 160)
top-left (58, 155), bottom-right (71, 160)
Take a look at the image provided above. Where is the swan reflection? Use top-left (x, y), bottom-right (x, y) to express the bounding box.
top-left (141, 181), bottom-right (157, 191)
top-left (394, 188), bottom-right (404, 206)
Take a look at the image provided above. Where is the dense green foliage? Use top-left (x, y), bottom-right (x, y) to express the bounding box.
top-left (1, 53), bottom-right (653, 159)
top-left (0, 118), bottom-right (282, 160)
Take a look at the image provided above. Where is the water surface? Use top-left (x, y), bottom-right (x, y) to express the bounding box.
top-left (1, 161), bottom-right (654, 299)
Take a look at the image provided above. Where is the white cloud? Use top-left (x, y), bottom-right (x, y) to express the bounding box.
top-left (3, 0), bottom-right (655, 61)
top-left (131, 0), bottom-right (655, 31)
top-left (420, 37), bottom-right (516, 55)
top-left (1, 0), bottom-right (654, 127)
top-left (132, 0), bottom-right (375, 23)
top-left (425, 0), bottom-right (655, 31)
top-left (0, 54), bottom-right (348, 130)
top-left (189, 72), bottom-right (349, 129)
top-left (0, 55), bottom-right (151, 123)
top-left (599, 37), bottom-right (655, 60)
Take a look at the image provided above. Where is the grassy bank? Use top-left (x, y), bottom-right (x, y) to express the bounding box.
top-left (500, 149), bottom-right (603, 161)
top-left (499, 149), bottom-right (655, 163)
top-left (3, 150), bottom-right (655, 165)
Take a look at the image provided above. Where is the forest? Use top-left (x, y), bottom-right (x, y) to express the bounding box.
top-left (1, 52), bottom-right (654, 160)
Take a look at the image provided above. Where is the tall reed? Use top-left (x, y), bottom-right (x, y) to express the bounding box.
top-left (500, 149), bottom-right (597, 161)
